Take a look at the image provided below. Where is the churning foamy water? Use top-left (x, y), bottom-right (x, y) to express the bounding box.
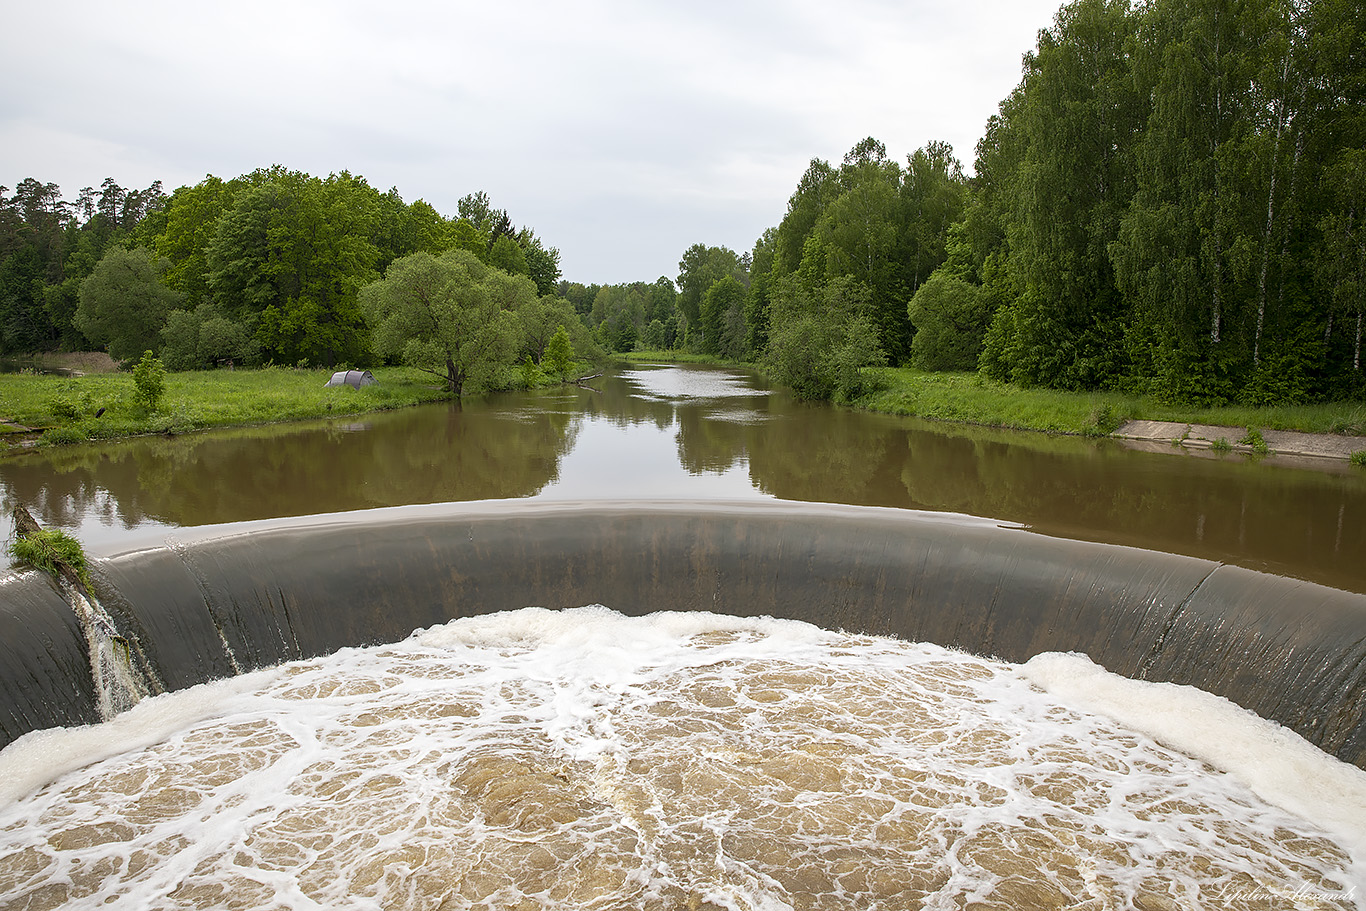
top-left (1, 607), bottom-right (1362, 910)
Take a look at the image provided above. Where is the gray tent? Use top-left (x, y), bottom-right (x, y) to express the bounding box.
top-left (324, 370), bottom-right (376, 389)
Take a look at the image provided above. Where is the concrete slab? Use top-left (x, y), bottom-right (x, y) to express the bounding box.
top-left (1114, 420), bottom-right (1365, 461)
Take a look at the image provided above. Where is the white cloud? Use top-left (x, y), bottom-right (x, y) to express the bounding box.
top-left (2, 0), bottom-right (1060, 283)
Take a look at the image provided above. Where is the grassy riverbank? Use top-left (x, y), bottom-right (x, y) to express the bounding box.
top-left (0, 366), bottom-right (454, 450)
top-left (858, 368), bottom-right (1366, 437)
top-left (8, 353), bottom-right (1364, 455)
top-left (622, 352), bottom-right (1366, 439)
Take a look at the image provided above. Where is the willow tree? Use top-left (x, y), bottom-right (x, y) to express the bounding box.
top-left (360, 249), bottom-right (529, 396)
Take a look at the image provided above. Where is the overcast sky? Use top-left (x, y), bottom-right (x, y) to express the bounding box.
top-left (2, 0), bottom-right (1061, 285)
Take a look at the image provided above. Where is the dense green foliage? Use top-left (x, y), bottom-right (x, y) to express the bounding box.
top-left (5, 0), bottom-right (1363, 411)
top-left (972, 0), bottom-right (1366, 405)
top-left (130, 350), bottom-right (166, 413)
top-left (2, 170), bottom-right (579, 396)
top-left (75, 246), bottom-right (183, 363)
top-left (765, 276), bottom-right (887, 400)
top-left (624, 0), bottom-right (1366, 409)
top-left (360, 250), bottom-right (534, 395)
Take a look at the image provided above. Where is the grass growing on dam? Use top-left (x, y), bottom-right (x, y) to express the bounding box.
top-left (7, 527), bottom-right (92, 588)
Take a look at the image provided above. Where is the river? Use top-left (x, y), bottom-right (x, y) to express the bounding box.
top-left (3, 362), bottom-right (1364, 591)
top-left (3, 363), bottom-right (1366, 909)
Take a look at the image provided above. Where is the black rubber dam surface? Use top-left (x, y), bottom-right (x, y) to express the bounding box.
top-left (3, 499), bottom-right (1365, 768)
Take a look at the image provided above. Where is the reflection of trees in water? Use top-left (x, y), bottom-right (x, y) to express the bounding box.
top-left (2, 446), bottom-right (155, 530)
top-left (360, 404), bottom-right (579, 505)
top-left (0, 401), bottom-right (579, 530)
top-left (891, 423), bottom-right (1366, 586)
top-left (744, 404), bottom-right (897, 504)
top-left (662, 383), bottom-right (1364, 589)
top-left (674, 407), bottom-right (747, 475)
top-left (584, 374), bottom-right (679, 430)
top-left (3, 369), bottom-right (1362, 591)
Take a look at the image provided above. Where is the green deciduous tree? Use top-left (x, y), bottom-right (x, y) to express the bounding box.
top-left (205, 168), bottom-right (380, 367)
top-left (984, 0), bottom-right (1143, 390)
top-left (160, 303), bottom-right (256, 370)
top-left (700, 275), bottom-right (747, 359)
top-left (489, 235), bottom-right (528, 276)
top-left (131, 350), bottom-right (166, 413)
top-left (764, 275), bottom-right (886, 400)
top-left (520, 293), bottom-right (588, 362)
top-left (1320, 148), bottom-right (1366, 385)
top-left (543, 325), bottom-right (574, 380)
top-left (676, 243), bottom-right (745, 347)
top-left (75, 246), bottom-right (183, 363)
top-left (773, 158), bottom-right (839, 277)
top-left (519, 230), bottom-right (562, 296)
top-left (152, 175), bottom-right (247, 308)
top-left (360, 249), bottom-right (530, 396)
top-left (908, 273), bottom-right (993, 371)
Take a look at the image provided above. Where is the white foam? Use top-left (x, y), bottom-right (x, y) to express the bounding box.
top-left (1021, 651), bottom-right (1366, 854)
top-left (0, 665), bottom-right (282, 807)
top-left (2, 610), bottom-right (1361, 909)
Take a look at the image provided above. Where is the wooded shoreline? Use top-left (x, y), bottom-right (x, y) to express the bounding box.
top-left (3, 357), bottom-right (1363, 467)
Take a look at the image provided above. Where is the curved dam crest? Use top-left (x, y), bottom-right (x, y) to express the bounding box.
top-left (2, 499), bottom-right (1365, 769)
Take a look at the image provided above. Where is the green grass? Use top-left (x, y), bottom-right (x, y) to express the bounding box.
top-left (616, 350), bottom-right (733, 366)
top-left (8, 527), bottom-right (93, 588)
top-left (853, 368), bottom-right (1366, 437)
top-left (0, 366), bottom-right (455, 451)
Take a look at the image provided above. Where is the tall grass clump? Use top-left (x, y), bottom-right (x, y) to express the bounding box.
top-left (8, 527), bottom-right (93, 588)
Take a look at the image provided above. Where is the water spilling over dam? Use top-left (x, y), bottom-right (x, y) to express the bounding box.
top-left (2, 500), bottom-right (1365, 907)
top-left (4, 500), bottom-right (1365, 765)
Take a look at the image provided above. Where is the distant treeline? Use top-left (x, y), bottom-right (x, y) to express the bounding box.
top-left (0, 168), bottom-right (570, 377)
top-left (573, 0), bottom-right (1366, 406)
top-left (3, 0), bottom-right (1363, 406)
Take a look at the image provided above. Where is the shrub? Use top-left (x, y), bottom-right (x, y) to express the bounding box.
top-left (907, 274), bottom-right (992, 372)
top-left (48, 391), bottom-right (84, 420)
top-left (543, 326), bottom-right (574, 381)
top-left (43, 426), bottom-right (87, 446)
top-left (1238, 427), bottom-right (1270, 456)
top-left (1084, 403), bottom-right (1123, 437)
top-left (131, 350), bottom-right (166, 413)
top-left (520, 356), bottom-right (541, 388)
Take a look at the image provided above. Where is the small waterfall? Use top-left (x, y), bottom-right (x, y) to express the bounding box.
top-left (9, 506), bottom-right (159, 723)
top-left (63, 583), bottom-right (152, 721)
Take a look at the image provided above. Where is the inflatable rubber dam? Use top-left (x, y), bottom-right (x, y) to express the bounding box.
top-left (3, 499), bottom-right (1365, 768)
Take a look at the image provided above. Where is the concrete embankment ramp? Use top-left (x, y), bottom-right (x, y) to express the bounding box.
top-left (2, 500), bottom-right (1364, 767)
top-left (1115, 419), bottom-right (1365, 463)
